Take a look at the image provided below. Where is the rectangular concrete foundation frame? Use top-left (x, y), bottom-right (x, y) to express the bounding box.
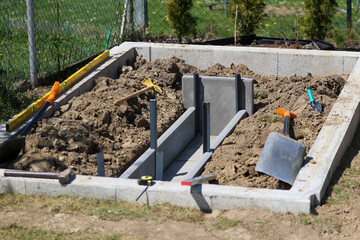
top-left (1, 42), bottom-right (360, 213)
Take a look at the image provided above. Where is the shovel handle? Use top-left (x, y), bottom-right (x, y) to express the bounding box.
top-left (20, 81), bottom-right (60, 136)
top-left (47, 81), bottom-right (60, 104)
top-left (114, 86), bottom-right (153, 105)
top-left (276, 108), bottom-right (296, 137)
top-left (284, 116), bottom-right (290, 136)
top-left (307, 88), bottom-right (315, 102)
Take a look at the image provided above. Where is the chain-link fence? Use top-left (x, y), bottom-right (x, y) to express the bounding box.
top-left (0, 0), bottom-right (358, 89)
top-left (0, 0), bottom-right (125, 87)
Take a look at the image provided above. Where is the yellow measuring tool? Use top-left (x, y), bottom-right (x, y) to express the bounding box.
top-left (6, 50), bottom-right (110, 132)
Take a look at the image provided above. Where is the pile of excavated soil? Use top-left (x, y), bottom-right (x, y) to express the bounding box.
top-left (199, 64), bottom-right (347, 189)
top-left (13, 55), bottom-right (347, 189)
top-left (14, 56), bottom-right (196, 177)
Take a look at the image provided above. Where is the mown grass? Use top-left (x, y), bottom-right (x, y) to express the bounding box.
top-left (326, 167), bottom-right (360, 205)
top-left (0, 0), bottom-right (123, 81)
top-left (0, 193), bottom-right (205, 239)
top-left (0, 194), bottom-right (204, 222)
top-left (0, 224), bottom-right (126, 240)
top-left (209, 217), bottom-right (241, 230)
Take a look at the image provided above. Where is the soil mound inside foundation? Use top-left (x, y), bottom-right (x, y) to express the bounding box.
top-left (14, 56), bottom-right (196, 177)
top-left (199, 64), bottom-right (346, 188)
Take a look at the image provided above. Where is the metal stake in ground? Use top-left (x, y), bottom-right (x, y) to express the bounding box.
top-left (203, 102), bottom-right (210, 153)
top-left (150, 99), bottom-right (158, 179)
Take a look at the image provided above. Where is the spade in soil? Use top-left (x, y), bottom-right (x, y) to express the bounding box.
top-left (255, 108), bottom-right (306, 185)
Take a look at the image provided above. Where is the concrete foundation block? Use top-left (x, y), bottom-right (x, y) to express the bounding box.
top-left (213, 47), bottom-right (278, 76)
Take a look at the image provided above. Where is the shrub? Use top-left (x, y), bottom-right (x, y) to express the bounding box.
top-left (0, 78), bottom-right (35, 124)
top-left (302, 0), bottom-right (337, 40)
top-left (228, 0), bottom-right (266, 35)
top-left (166, 0), bottom-right (196, 42)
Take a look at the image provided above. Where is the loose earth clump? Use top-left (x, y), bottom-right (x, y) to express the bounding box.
top-left (198, 64), bottom-right (346, 189)
top-left (14, 56), bottom-right (196, 177)
top-left (12, 55), bottom-right (347, 189)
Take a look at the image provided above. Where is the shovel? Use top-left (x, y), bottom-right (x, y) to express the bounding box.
top-left (307, 88), bottom-right (322, 113)
top-left (0, 81), bottom-right (60, 164)
top-left (255, 108), bottom-right (306, 185)
top-left (114, 78), bottom-right (163, 106)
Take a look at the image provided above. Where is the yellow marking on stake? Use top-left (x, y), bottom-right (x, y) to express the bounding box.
top-left (6, 50), bottom-right (110, 132)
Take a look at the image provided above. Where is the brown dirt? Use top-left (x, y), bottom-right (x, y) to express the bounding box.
top-left (197, 64), bottom-right (346, 188)
top-left (13, 55), bottom-right (196, 177)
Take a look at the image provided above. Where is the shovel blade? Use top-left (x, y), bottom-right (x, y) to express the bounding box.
top-left (0, 137), bottom-right (25, 164)
top-left (313, 101), bottom-right (322, 113)
top-left (309, 101), bottom-right (322, 113)
top-left (141, 78), bottom-right (163, 94)
top-left (255, 132), bottom-right (306, 185)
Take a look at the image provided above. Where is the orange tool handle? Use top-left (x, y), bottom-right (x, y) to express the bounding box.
top-left (47, 81), bottom-right (60, 104)
top-left (276, 108), bottom-right (296, 120)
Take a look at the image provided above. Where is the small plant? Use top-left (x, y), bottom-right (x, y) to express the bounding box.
top-left (299, 213), bottom-right (312, 225)
top-left (302, 0), bottom-right (337, 40)
top-left (259, 114), bottom-right (282, 123)
top-left (166, 0), bottom-right (196, 43)
top-left (255, 219), bottom-right (265, 233)
top-left (0, 78), bottom-right (36, 124)
top-left (210, 217), bottom-right (240, 230)
top-left (228, 0), bottom-right (266, 35)
top-left (254, 91), bottom-right (268, 100)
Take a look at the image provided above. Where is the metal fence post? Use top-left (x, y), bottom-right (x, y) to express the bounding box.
top-left (96, 152), bottom-right (105, 177)
top-left (225, 0), bottom-right (228, 16)
top-left (193, 73), bottom-right (200, 134)
top-left (203, 102), bottom-right (210, 153)
top-left (150, 99), bottom-right (157, 178)
top-left (26, 0), bottom-right (38, 88)
top-left (347, 0), bottom-right (353, 39)
top-left (235, 73), bottom-right (242, 112)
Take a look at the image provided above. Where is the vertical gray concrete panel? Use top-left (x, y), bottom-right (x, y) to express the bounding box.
top-left (120, 149), bottom-right (155, 179)
top-left (120, 108), bottom-right (195, 179)
top-left (243, 79), bottom-right (254, 115)
top-left (182, 75), bottom-right (253, 135)
top-left (134, 46), bottom-right (151, 61)
top-left (157, 108), bottom-right (195, 170)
